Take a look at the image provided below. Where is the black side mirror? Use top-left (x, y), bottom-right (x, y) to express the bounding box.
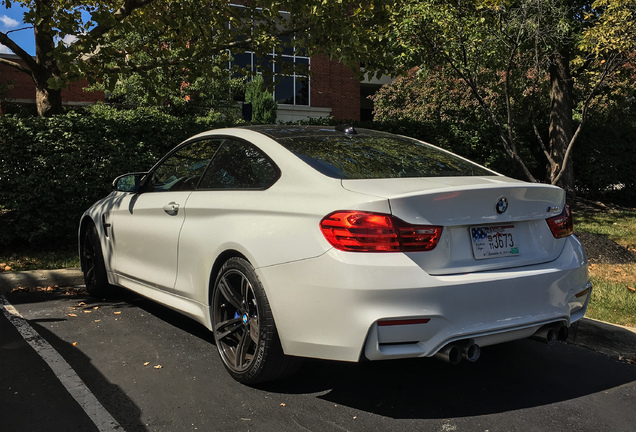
top-left (112, 173), bottom-right (147, 193)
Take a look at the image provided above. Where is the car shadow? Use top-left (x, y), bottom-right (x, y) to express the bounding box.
top-left (114, 290), bottom-right (636, 420)
top-left (25, 320), bottom-right (147, 432)
top-left (261, 339), bottom-right (636, 419)
top-left (14, 288), bottom-right (636, 422)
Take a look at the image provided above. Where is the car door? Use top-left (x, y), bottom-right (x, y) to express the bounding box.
top-left (108, 138), bottom-right (223, 291)
top-left (173, 138), bottom-right (281, 302)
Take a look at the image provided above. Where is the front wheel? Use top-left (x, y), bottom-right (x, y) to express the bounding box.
top-left (211, 257), bottom-right (300, 384)
top-left (80, 224), bottom-right (110, 297)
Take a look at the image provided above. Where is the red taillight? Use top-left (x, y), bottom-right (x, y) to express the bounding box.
top-left (320, 211), bottom-right (443, 252)
top-left (546, 205), bottom-right (573, 238)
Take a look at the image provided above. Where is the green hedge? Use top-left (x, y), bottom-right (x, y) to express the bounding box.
top-left (0, 106), bottom-right (236, 248)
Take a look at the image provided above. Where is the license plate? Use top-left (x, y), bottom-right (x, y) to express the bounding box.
top-left (470, 225), bottom-right (520, 260)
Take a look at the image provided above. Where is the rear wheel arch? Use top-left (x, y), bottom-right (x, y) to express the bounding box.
top-left (208, 250), bottom-right (249, 304)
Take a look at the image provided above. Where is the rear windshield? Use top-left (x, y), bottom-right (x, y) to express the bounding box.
top-left (277, 134), bottom-right (494, 179)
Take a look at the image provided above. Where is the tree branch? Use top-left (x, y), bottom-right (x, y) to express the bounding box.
top-left (83, 0), bottom-right (157, 42)
top-left (0, 30), bottom-right (38, 74)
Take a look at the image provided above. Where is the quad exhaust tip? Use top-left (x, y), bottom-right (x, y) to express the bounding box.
top-left (531, 324), bottom-right (569, 345)
top-left (434, 340), bottom-right (481, 364)
top-left (434, 324), bottom-right (568, 365)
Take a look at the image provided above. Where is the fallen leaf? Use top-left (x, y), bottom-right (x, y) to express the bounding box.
top-left (83, 310), bottom-right (92, 314)
top-left (93, 306), bottom-right (99, 310)
top-left (78, 302), bottom-right (86, 306)
top-left (280, 403), bottom-right (286, 407)
top-left (72, 342), bottom-right (78, 347)
top-left (627, 286), bottom-right (635, 293)
top-left (67, 313), bottom-right (77, 317)
top-left (114, 311), bottom-right (122, 315)
top-left (144, 362), bottom-right (150, 366)
top-left (154, 365), bottom-right (163, 369)
top-left (94, 320), bottom-right (101, 323)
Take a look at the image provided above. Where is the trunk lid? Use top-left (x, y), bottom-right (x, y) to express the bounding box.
top-left (342, 176), bottom-right (567, 275)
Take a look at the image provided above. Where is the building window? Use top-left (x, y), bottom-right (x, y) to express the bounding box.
top-left (231, 49), bottom-right (310, 106)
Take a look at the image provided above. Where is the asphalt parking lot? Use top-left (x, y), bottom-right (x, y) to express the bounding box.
top-left (2, 269), bottom-right (636, 432)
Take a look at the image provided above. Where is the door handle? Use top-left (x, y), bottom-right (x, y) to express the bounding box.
top-left (163, 202), bottom-right (179, 216)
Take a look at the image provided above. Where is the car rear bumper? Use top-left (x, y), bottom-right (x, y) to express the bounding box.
top-left (258, 235), bottom-right (590, 362)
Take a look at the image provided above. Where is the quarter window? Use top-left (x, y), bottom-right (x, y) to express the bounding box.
top-left (199, 140), bottom-right (279, 189)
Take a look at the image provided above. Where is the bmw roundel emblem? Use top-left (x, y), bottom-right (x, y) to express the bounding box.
top-left (495, 197), bottom-right (508, 214)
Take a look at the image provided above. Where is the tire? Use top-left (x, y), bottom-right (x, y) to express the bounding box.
top-left (80, 224), bottom-right (110, 297)
top-left (211, 257), bottom-right (301, 384)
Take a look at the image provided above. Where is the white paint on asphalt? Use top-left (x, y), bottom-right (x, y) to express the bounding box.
top-left (0, 294), bottom-right (123, 432)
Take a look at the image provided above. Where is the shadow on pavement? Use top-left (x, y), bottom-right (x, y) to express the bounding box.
top-left (26, 319), bottom-right (148, 432)
top-left (261, 339), bottom-right (636, 420)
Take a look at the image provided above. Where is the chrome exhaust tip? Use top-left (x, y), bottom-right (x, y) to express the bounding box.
top-left (433, 344), bottom-right (463, 365)
top-left (531, 324), bottom-right (568, 345)
top-left (462, 343), bottom-right (481, 362)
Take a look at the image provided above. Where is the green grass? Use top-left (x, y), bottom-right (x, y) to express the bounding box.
top-left (575, 208), bottom-right (636, 251)
top-left (586, 275), bottom-right (636, 327)
top-left (574, 207), bottom-right (636, 327)
top-left (0, 248), bottom-right (80, 272)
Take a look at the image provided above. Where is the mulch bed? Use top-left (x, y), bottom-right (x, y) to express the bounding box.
top-left (575, 232), bottom-right (636, 265)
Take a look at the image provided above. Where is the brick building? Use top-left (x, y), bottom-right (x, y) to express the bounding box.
top-left (0, 54), bottom-right (104, 115)
top-left (0, 52), bottom-right (388, 121)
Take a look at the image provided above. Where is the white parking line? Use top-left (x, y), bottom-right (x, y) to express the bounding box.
top-left (0, 294), bottom-right (123, 432)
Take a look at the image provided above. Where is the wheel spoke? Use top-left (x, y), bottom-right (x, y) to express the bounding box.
top-left (235, 325), bottom-right (254, 369)
top-left (214, 317), bottom-right (243, 341)
top-left (241, 276), bottom-right (250, 303)
top-left (218, 275), bottom-right (243, 310)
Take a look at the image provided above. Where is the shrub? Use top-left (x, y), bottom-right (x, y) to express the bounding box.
top-left (245, 76), bottom-right (277, 124)
top-left (0, 106), bottom-right (237, 248)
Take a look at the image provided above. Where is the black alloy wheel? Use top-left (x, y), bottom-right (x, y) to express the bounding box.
top-left (212, 257), bottom-right (300, 384)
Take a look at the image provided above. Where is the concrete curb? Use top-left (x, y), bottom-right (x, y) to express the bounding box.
top-left (569, 318), bottom-right (636, 360)
top-left (1, 268), bottom-right (635, 361)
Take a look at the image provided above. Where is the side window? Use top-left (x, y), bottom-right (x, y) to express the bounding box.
top-left (198, 139), bottom-right (279, 189)
top-left (147, 139), bottom-right (222, 192)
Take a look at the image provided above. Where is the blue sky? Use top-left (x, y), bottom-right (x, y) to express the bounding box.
top-left (1, 4), bottom-right (36, 56)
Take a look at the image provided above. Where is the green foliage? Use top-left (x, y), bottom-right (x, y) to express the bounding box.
top-left (0, 0), bottom-right (394, 115)
top-left (369, 67), bottom-right (532, 178)
top-left (0, 106), bottom-right (239, 248)
top-left (90, 73), bottom-right (245, 119)
top-left (373, 0), bottom-right (636, 189)
top-left (245, 76), bottom-right (277, 124)
top-left (573, 121), bottom-right (636, 206)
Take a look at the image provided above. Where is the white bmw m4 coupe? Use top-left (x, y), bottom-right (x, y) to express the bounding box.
top-left (79, 125), bottom-right (591, 384)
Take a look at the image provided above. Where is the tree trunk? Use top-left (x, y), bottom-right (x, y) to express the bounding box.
top-left (548, 48), bottom-right (574, 191)
top-left (34, 81), bottom-right (63, 117)
top-left (33, 0), bottom-right (64, 117)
